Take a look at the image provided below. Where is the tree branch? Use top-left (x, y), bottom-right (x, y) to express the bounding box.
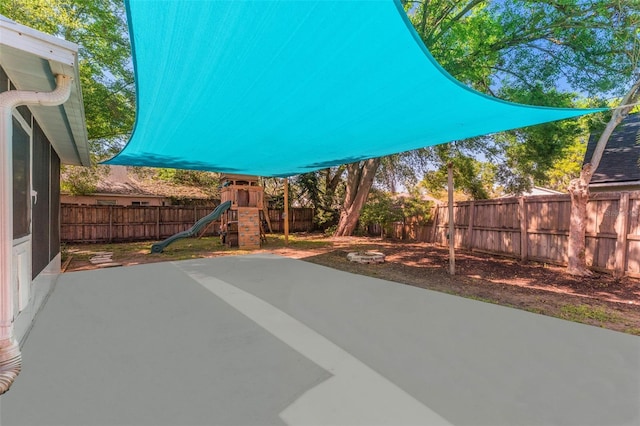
top-left (430, 0), bottom-right (486, 45)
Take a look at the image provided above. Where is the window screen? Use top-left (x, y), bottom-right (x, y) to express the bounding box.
top-left (12, 117), bottom-right (30, 239)
top-left (50, 151), bottom-right (61, 260)
top-left (32, 122), bottom-right (51, 278)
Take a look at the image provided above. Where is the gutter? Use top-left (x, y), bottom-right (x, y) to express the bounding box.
top-left (0, 74), bottom-right (72, 395)
top-left (589, 180), bottom-right (640, 188)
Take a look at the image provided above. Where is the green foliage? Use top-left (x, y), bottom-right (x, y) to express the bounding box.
top-left (293, 168), bottom-right (345, 229)
top-left (7, 0), bottom-right (639, 219)
top-left (420, 144), bottom-right (497, 199)
top-left (262, 178), bottom-right (287, 209)
top-left (359, 189), bottom-right (434, 236)
top-left (0, 0), bottom-right (135, 195)
top-left (1, 0), bottom-right (135, 146)
top-left (408, 0), bottom-right (503, 91)
top-left (489, 0), bottom-right (639, 96)
top-left (402, 0), bottom-right (640, 195)
top-left (398, 190), bottom-right (433, 225)
top-left (376, 154), bottom-right (423, 193)
top-left (359, 190), bottom-right (404, 236)
top-left (155, 168), bottom-right (220, 188)
top-left (408, 0), bottom-right (639, 96)
top-left (492, 86), bottom-right (585, 194)
top-left (263, 169), bottom-right (347, 230)
top-left (543, 101), bottom-right (609, 191)
top-left (544, 137), bottom-right (588, 191)
top-left (2, 0), bottom-right (135, 194)
top-left (61, 163), bottom-right (109, 195)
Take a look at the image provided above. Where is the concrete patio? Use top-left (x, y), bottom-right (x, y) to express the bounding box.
top-left (1, 254), bottom-right (639, 425)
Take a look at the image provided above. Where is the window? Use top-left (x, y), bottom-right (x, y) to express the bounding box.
top-left (97, 200), bottom-right (117, 205)
top-left (131, 201), bottom-right (150, 206)
top-left (13, 117), bottom-right (30, 239)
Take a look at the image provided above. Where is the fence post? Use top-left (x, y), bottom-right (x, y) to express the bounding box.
top-left (467, 201), bottom-right (475, 250)
top-left (614, 192), bottom-right (630, 277)
top-left (156, 206), bottom-right (161, 240)
top-left (519, 197), bottom-right (528, 261)
top-left (284, 178), bottom-right (289, 245)
top-left (447, 163), bottom-right (455, 275)
top-left (108, 206), bottom-right (113, 243)
top-left (81, 205), bottom-right (86, 241)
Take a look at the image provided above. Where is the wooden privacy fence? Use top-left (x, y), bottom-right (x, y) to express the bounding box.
top-left (392, 191), bottom-right (640, 278)
top-left (61, 204), bottom-right (314, 243)
top-left (267, 208), bottom-right (314, 233)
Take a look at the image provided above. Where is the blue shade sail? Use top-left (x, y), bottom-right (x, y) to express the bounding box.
top-left (106, 0), bottom-right (605, 177)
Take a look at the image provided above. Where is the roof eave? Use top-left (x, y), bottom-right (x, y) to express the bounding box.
top-left (589, 180), bottom-right (640, 188)
top-left (0, 15), bottom-right (90, 166)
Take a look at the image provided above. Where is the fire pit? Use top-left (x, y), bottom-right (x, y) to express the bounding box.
top-left (347, 251), bottom-right (385, 264)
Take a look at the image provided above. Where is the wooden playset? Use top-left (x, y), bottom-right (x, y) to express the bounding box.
top-left (219, 174), bottom-right (271, 249)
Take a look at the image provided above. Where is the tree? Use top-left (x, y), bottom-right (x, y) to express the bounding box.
top-left (334, 0), bottom-right (640, 235)
top-left (2, 1), bottom-right (225, 199)
top-left (544, 137), bottom-right (590, 192)
top-left (61, 164), bottom-right (109, 196)
top-left (410, 0), bottom-right (640, 193)
top-left (335, 159), bottom-right (380, 236)
top-left (359, 190), bottom-right (403, 238)
top-left (545, 101), bottom-right (610, 191)
top-left (2, 0), bottom-right (136, 194)
top-left (491, 86), bottom-right (592, 194)
top-left (294, 167), bottom-right (345, 229)
top-left (419, 144), bottom-right (497, 199)
top-left (1, 0), bottom-right (135, 147)
top-left (567, 77), bottom-right (640, 276)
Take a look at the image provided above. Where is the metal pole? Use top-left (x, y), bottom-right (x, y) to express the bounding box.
top-left (448, 163), bottom-right (455, 275)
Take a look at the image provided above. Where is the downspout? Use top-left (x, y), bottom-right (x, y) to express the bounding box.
top-left (0, 74), bottom-right (72, 395)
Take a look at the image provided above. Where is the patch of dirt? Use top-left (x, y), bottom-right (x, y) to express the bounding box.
top-left (65, 235), bottom-right (640, 335)
top-left (301, 239), bottom-right (640, 335)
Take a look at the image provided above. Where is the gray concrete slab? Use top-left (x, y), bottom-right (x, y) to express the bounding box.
top-left (1, 254), bottom-right (639, 425)
top-left (0, 261), bottom-right (330, 426)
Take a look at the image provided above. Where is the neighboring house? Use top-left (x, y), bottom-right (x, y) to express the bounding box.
top-left (392, 192), bottom-right (444, 206)
top-left (503, 186), bottom-right (564, 197)
top-left (0, 16), bottom-right (89, 391)
top-left (62, 165), bottom-right (218, 206)
top-left (523, 186), bottom-right (564, 196)
top-left (584, 113), bottom-right (640, 192)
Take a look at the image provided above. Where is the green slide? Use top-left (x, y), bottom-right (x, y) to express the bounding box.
top-left (151, 201), bottom-right (231, 253)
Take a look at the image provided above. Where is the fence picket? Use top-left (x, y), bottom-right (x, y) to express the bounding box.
top-left (370, 191), bottom-right (640, 277)
top-left (61, 205), bottom-right (314, 243)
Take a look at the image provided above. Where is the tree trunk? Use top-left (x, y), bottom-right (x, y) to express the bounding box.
top-left (566, 76), bottom-right (640, 275)
top-left (567, 166), bottom-right (591, 275)
top-left (335, 158), bottom-right (381, 236)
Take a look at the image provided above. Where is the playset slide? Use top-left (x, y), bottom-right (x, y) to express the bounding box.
top-left (150, 201), bottom-right (231, 253)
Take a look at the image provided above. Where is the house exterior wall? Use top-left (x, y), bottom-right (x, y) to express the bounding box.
top-left (2, 65), bottom-right (63, 344)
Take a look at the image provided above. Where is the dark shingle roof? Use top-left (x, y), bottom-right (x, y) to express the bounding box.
top-left (584, 113), bottom-right (640, 184)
